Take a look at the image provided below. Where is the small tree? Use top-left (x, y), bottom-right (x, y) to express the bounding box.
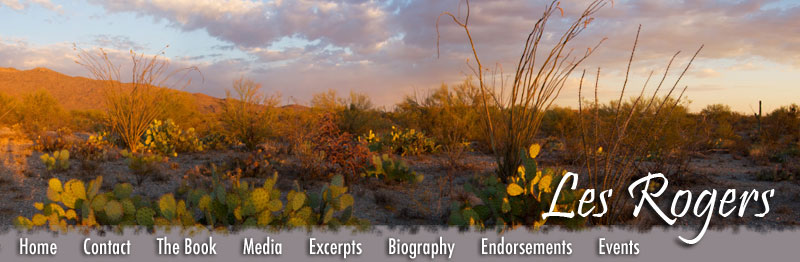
top-left (76, 47), bottom-right (198, 153)
top-left (219, 77), bottom-right (279, 150)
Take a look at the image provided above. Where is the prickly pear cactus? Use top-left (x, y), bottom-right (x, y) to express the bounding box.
top-left (449, 144), bottom-right (590, 230)
top-left (142, 119), bottom-right (205, 157)
top-left (104, 200), bottom-right (124, 222)
top-left (304, 175), bottom-right (368, 227)
top-left (14, 176), bottom-right (174, 231)
top-left (136, 207), bottom-right (156, 226)
top-left (362, 154), bottom-right (423, 184)
top-left (40, 149), bottom-right (70, 171)
top-left (387, 126), bottom-right (439, 156)
top-left (15, 169), bottom-right (368, 231)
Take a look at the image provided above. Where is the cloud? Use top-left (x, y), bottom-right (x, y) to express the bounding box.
top-left (6, 0), bottom-right (800, 109)
top-left (83, 0), bottom-right (800, 69)
top-left (92, 35), bottom-right (146, 51)
top-left (693, 68), bottom-right (721, 78)
top-left (88, 0), bottom-right (393, 53)
top-left (728, 61), bottom-right (762, 71)
top-left (1, 0), bottom-right (62, 13)
top-left (0, 38), bottom-right (80, 75)
top-left (0, 0), bottom-right (25, 10)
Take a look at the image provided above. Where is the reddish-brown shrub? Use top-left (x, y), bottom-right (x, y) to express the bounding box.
top-left (312, 113), bottom-right (371, 184)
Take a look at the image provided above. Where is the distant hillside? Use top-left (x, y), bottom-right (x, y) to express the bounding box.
top-left (0, 67), bottom-right (222, 113)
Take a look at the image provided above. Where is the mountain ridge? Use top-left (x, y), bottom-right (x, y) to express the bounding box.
top-left (0, 67), bottom-right (222, 113)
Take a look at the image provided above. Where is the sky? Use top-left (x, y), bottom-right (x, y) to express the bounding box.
top-left (0, 0), bottom-right (799, 113)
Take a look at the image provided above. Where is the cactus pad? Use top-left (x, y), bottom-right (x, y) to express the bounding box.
top-left (104, 200), bottom-right (124, 222)
top-left (158, 194), bottom-right (177, 221)
top-left (135, 207), bottom-right (155, 226)
top-left (250, 188), bottom-right (270, 212)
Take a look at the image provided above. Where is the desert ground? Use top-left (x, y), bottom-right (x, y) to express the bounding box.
top-left (3, 126), bottom-right (797, 229)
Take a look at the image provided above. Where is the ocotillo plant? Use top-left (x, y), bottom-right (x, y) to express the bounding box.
top-left (437, 0), bottom-right (609, 182)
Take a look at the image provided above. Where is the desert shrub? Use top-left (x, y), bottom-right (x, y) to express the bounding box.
top-left (757, 104), bottom-right (800, 163)
top-left (755, 164), bottom-right (799, 182)
top-left (161, 91), bottom-right (206, 131)
top-left (71, 132), bottom-right (114, 172)
top-left (14, 173), bottom-right (367, 232)
top-left (229, 147), bottom-right (281, 178)
top-left (311, 114), bottom-right (371, 184)
top-left (768, 143), bottom-right (800, 163)
top-left (272, 107), bottom-right (328, 177)
top-left (40, 150), bottom-right (70, 172)
top-left (311, 89), bottom-right (390, 135)
top-left (200, 133), bottom-right (233, 151)
top-left (34, 128), bottom-right (73, 152)
top-left (0, 92), bottom-right (16, 125)
top-left (393, 81), bottom-right (482, 166)
top-left (621, 99), bottom-right (698, 176)
top-left (762, 104), bottom-right (800, 142)
top-left (311, 89), bottom-right (345, 112)
top-left (699, 104), bottom-right (740, 149)
top-left (338, 91), bottom-right (381, 134)
top-left (274, 105), bottom-right (319, 152)
top-left (449, 144), bottom-right (589, 229)
top-left (539, 106), bottom-right (581, 161)
top-left (141, 119), bottom-right (204, 157)
top-left (76, 47), bottom-right (197, 153)
top-left (120, 150), bottom-right (164, 185)
top-left (69, 109), bottom-right (107, 132)
top-left (16, 90), bottom-right (68, 134)
top-left (362, 154), bottom-right (424, 184)
top-left (218, 77), bottom-right (279, 150)
top-left (76, 132), bottom-right (112, 158)
top-left (540, 107), bottom-right (580, 139)
top-left (293, 140), bottom-right (327, 178)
